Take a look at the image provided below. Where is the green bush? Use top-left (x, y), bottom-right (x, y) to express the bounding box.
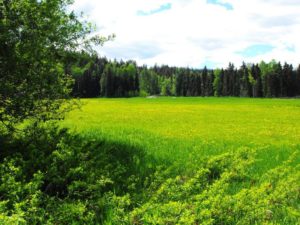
top-left (1, 124), bottom-right (299, 224)
top-left (129, 148), bottom-right (300, 225)
top-left (0, 123), bottom-right (150, 224)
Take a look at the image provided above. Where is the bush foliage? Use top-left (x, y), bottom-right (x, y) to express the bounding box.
top-left (0, 123), bottom-right (299, 224)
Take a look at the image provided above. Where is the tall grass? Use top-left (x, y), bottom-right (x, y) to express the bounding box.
top-left (61, 97), bottom-right (300, 223)
top-left (64, 97), bottom-right (300, 171)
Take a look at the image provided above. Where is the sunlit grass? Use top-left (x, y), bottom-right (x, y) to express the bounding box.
top-left (64, 97), bottom-right (300, 175)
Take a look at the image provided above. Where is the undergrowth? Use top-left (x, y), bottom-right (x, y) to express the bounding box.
top-left (0, 123), bottom-right (299, 224)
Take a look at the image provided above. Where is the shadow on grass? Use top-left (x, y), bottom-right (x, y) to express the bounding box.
top-left (0, 123), bottom-right (155, 201)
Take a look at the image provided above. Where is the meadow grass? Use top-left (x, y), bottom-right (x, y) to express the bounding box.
top-left (61, 97), bottom-right (300, 223)
top-left (64, 97), bottom-right (300, 176)
top-left (3, 97), bottom-right (299, 223)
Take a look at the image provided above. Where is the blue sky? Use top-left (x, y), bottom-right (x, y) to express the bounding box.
top-left (72, 0), bottom-right (300, 68)
top-left (137, 3), bottom-right (172, 16)
top-left (207, 0), bottom-right (233, 10)
top-left (237, 44), bottom-right (274, 57)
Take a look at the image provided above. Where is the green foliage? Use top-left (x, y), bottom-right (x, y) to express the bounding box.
top-left (160, 77), bottom-right (174, 96)
top-left (213, 68), bottom-right (222, 96)
top-left (68, 56), bottom-right (300, 99)
top-left (100, 62), bottom-right (139, 97)
top-left (129, 149), bottom-right (300, 225)
top-left (0, 122), bottom-right (153, 224)
top-left (1, 98), bottom-right (300, 224)
top-left (139, 68), bottom-right (160, 96)
top-left (0, 0), bottom-right (109, 131)
top-left (0, 156), bottom-right (44, 224)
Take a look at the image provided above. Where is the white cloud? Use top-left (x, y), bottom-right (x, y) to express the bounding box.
top-left (72, 0), bottom-right (300, 68)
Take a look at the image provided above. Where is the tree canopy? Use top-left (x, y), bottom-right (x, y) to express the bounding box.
top-left (66, 55), bottom-right (300, 99)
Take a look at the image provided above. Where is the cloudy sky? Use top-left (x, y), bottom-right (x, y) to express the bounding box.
top-left (72, 0), bottom-right (300, 69)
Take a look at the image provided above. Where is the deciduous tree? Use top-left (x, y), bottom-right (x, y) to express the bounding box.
top-left (0, 0), bottom-right (110, 131)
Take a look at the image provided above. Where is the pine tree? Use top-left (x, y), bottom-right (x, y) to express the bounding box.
top-left (284, 63), bottom-right (295, 97)
top-left (196, 73), bottom-right (202, 96)
top-left (175, 70), bottom-right (184, 96)
top-left (226, 63), bottom-right (236, 96)
top-left (100, 63), bottom-right (115, 97)
top-left (272, 62), bottom-right (282, 97)
top-left (239, 62), bottom-right (250, 97)
top-left (223, 66), bottom-right (230, 96)
top-left (207, 70), bottom-right (215, 96)
top-left (296, 65), bottom-right (300, 96)
top-left (201, 67), bottom-right (207, 96)
top-left (253, 64), bottom-right (263, 97)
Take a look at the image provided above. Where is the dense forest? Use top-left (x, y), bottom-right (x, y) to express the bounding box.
top-left (68, 52), bottom-right (300, 98)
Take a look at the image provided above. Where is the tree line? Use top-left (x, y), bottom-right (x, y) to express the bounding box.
top-left (67, 53), bottom-right (300, 98)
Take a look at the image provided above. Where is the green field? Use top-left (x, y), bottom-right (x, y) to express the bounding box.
top-left (64, 97), bottom-right (300, 168)
top-left (62, 97), bottom-right (300, 224)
